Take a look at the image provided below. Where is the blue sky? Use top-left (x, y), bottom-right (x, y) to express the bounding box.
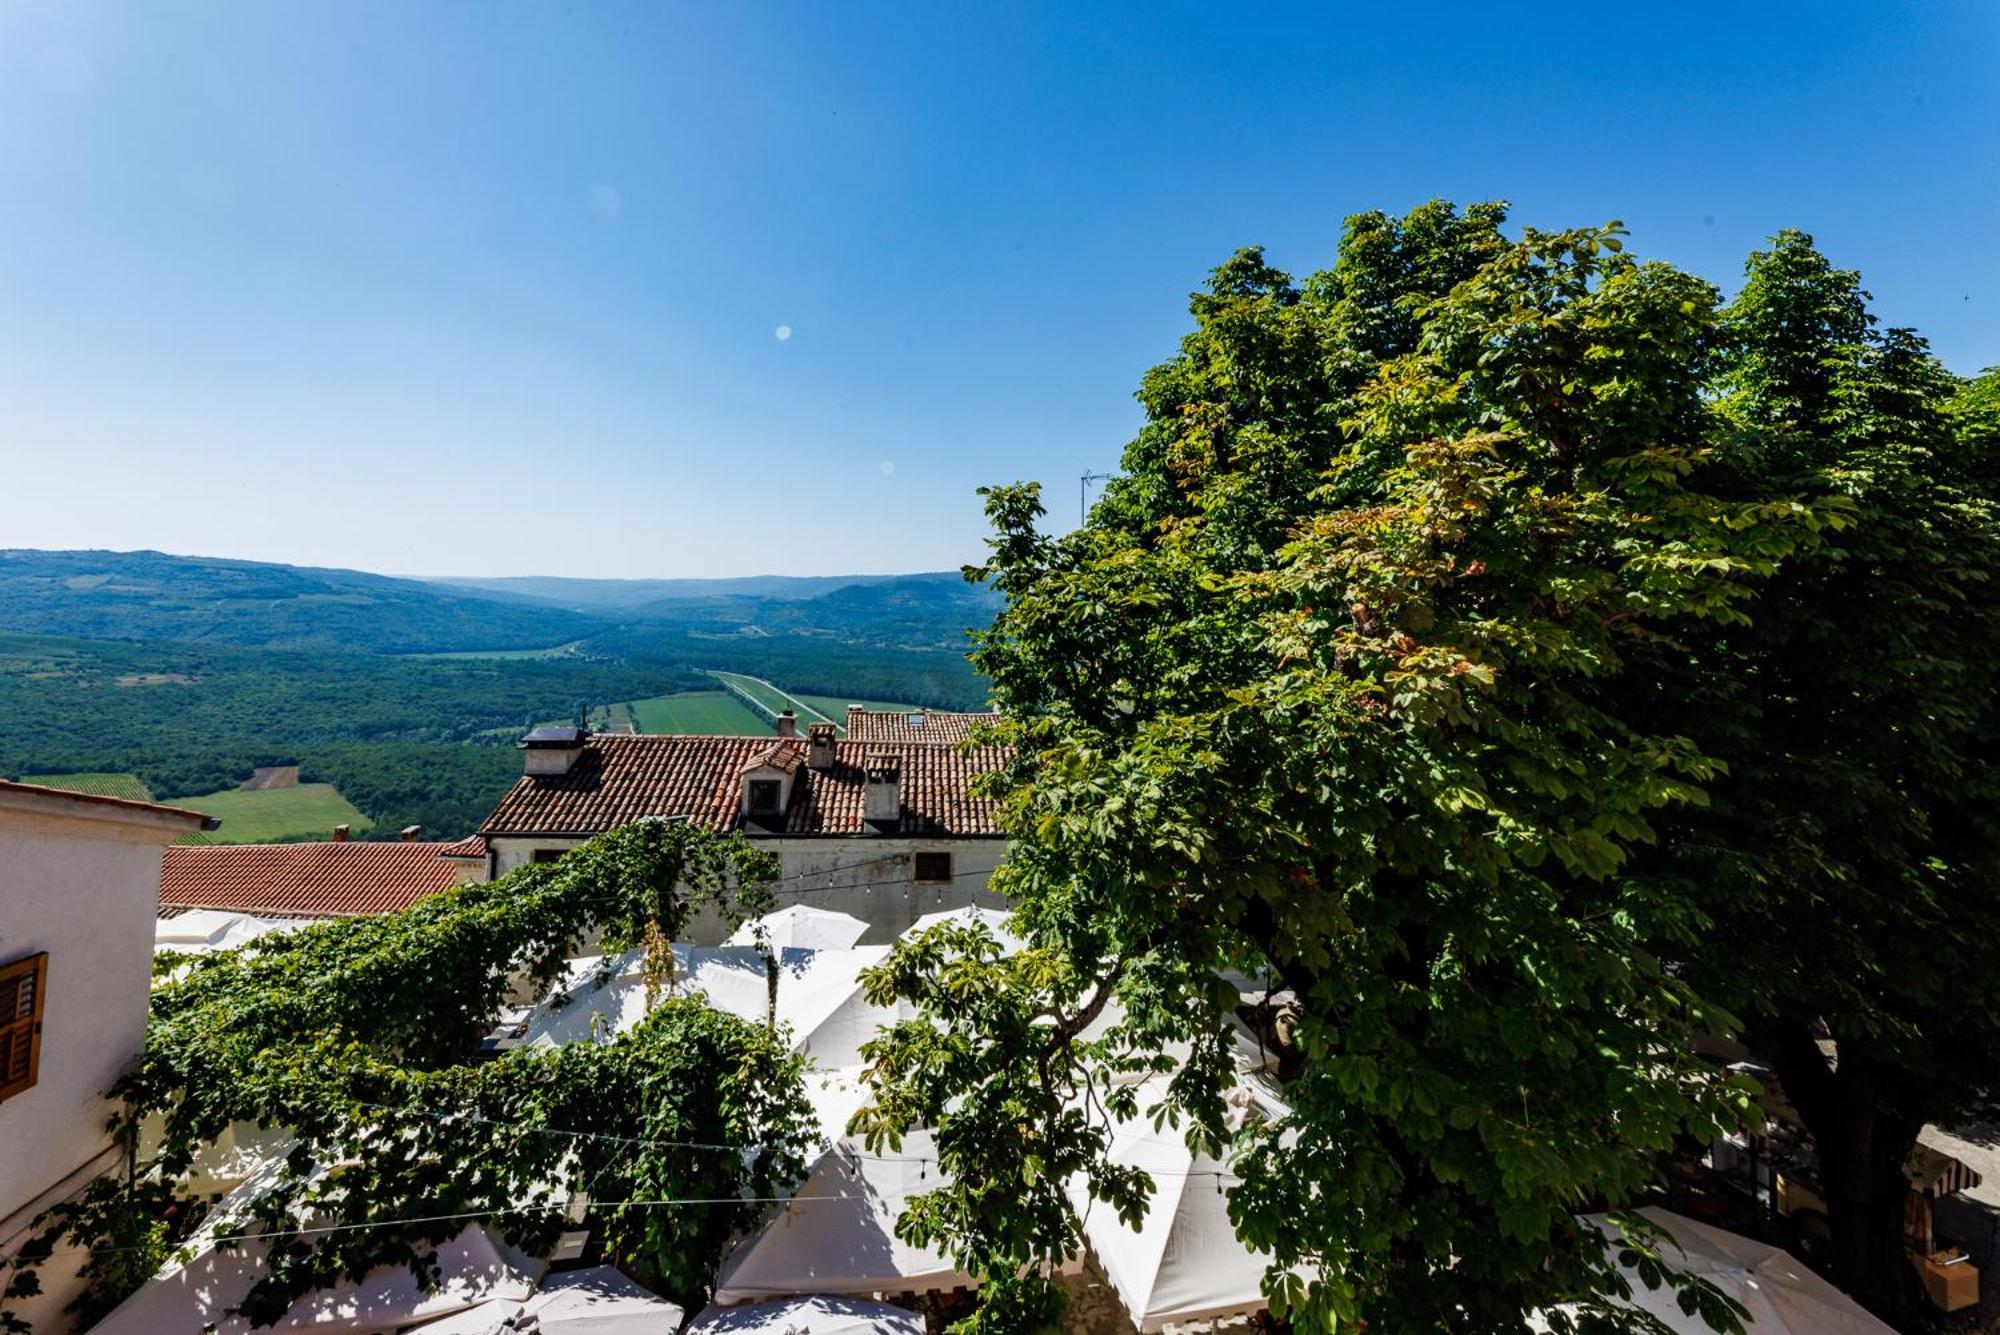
top-left (2, 2), bottom-right (1995, 578)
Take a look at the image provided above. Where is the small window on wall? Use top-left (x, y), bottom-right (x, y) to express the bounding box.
top-left (913, 852), bottom-right (953, 884)
top-left (0, 952), bottom-right (48, 1105)
top-left (748, 780), bottom-right (782, 816)
top-left (531, 848), bottom-right (565, 865)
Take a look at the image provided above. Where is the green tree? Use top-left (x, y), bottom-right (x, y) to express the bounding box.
top-left (1654, 232), bottom-right (2000, 1321)
top-left (858, 205), bottom-right (1864, 1333)
top-left (2, 821), bottom-right (811, 1330)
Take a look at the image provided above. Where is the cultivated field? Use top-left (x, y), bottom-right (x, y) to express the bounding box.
top-left (167, 783), bottom-right (372, 845)
top-left (623, 691), bottom-right (770, 735)
top-left (792, 693), bottom-right (924, 723)
top-left (22, 771), bottom-right (156, 801)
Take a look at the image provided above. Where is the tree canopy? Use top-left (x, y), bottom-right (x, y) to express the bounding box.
top-left (2, 821), bottom-right (811, 1331)
top-left (856, 204), bottom-right (2000, 1332)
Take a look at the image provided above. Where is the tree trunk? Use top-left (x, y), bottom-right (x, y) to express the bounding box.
top-left (1762, 1022), bottom-right (1928, 1331)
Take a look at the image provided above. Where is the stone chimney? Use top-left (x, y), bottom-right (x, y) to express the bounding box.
top-left (521, 725), bottom-right (590, 777)
top-left (399, 825), bottom-right (422, 842)
top-left (332, 824), bottom-right (351, 842)
top-left (775, 710), bottom-right (798, 738)
top-left (807, 722), bottom-right (837, 770)
top-left (863, 752), bottom-right (902, 828)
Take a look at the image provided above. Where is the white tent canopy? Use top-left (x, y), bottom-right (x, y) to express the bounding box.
top-left (409, 1266), bottom-right (685, 1333)
top-left (519, 945), bottom-right (896, 1071)
top-left (1559, 1207), bottom-right (1895, 1334)
top-left (156, 908), bottom-right (314, 955)
top-left (95, 1147), bottom-right (543, 1334)
top-left (690, 1294), bottom-right (924, 1335)
top-left (728, 905), bottom-right (871, 952)
top-left (901, 906), bottom-right (1021, 952)
top-left (1069, 1080), bottom-right (1274, 1332)
top-left (713, 1130), bottom-right (976, 1303)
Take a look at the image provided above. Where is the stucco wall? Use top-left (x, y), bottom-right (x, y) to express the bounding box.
top-left (489, 835), bottom-right (1010, 943)
top-left (0, 800), bottom-right (186, 1331)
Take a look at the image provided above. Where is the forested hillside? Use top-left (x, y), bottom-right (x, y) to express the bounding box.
top-left (0, 549), bottom-right (596, 652)
top-left (0, 556), bottom-right (995, 836)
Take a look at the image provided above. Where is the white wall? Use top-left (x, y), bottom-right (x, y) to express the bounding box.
top-left (0, 796), bottom-right (192, 1332)
top-left (489, 835), bottom-right (1010, 944)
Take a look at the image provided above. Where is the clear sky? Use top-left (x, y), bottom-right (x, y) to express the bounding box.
top-left (2, 2), bottom-right (1995, 578)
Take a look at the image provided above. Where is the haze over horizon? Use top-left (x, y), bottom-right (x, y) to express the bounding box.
top-left (3, 1), bottom-right (1996, 578)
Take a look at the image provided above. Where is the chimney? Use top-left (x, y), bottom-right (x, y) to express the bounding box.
top-left (775, 710), bottom-right (798, 738)
top-left (332, 824), bottom-right (351, 842)
top-left (520, 725), bottom-right (590, 777)
top-left (807, 722), bottom-right (837, 770)
top-left (863, 752), bottom-right (902, 828)
top-left (399, 825), bottom-right (422, 842)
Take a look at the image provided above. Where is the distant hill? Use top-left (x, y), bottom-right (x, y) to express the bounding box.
top-left (0, 549), bottom-right (600, 654)
top-left (423, 572), bottom-right (916, 611)
top-left (0, 549), bottom-right (1000, 659)
top-left (600, 571), bottom-right (998, 649)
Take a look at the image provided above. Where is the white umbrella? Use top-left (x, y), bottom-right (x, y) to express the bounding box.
top-left (713, 1130), bottom-right (976, 1303)
top-left (1568, 1207), bottom-right (1894, 1334)
top-left (155, 909), bottom-right (313, 954)
top-left (1069, 1079), bottom-right (1272, 1331)
top-left (690, 1294), bottom-right (924, 1335)
top-left (410, 1266), bottom-right (684, 1333)
top-left (520, 946), bottom-right (892, 1071)
top-left (901, 906), bottom-right (1021, 952)
top-left (95, 1180), bottom-right (540, 1335)
top-left (728, 905), bottom-right (871, 951)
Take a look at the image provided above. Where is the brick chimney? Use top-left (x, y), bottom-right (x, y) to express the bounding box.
top-left (399, 825), bottom-right (422, 842)
top-left (332, 824), bottom-right (351, 842)
top-left (863, 752), bottom-right (902, 828)
top-left (807, 722), bottom-right (837, 770)
top-left (520, 725), bottom-right (590, 777)
top-left (775, 710), bottom-right (798, 738)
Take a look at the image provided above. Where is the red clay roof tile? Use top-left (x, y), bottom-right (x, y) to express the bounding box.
top-left (844, 707), bottom-right (1000, 745)
top-left (478, 735), bottom-right (1007, 838)
top-left (159, 838), bottom-right (484, 917)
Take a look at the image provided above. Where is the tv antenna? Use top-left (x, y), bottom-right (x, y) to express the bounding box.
top-left (1080, 471), bottom-right (1112, 525)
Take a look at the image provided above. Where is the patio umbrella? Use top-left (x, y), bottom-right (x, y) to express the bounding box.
top-left (409, 1266), bottom-right (684, 1333)
top-left (518, 945), bottom-right (889, 1063)
top-left (689, 1294), bottom-right (924, 1335)
top-left (95, 1194), bottom-right (540, 1335)
top-left (901, 906), bottom-right (1021, 952)
top-left (728, 905), bottom-right (871, 951)
top-left (713, 1130), bottom-right (977, 1303)
top-left (156, 909), bottom-right (312, 954)
top-left (1571, 1207), bottom-right (1894, 1334)
top-left (1068, 1080), bottom-right (1273, 1331)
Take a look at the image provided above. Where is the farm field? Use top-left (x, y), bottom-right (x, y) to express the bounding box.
top-left (710, 671), bottom-right (837, 725)
top-left (623, 691), bottom-right (770, 735)
top-left (166, 783), bottom-right (372, 845)
top-left (792, 693), bottom-right (925, 722)
top-left (21, 771), bottom-right (155, 801)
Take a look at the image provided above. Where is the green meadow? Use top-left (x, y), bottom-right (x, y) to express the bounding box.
top-left (167, 783), bottom-right (373, 844)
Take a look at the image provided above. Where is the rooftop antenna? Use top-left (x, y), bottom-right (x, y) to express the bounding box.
top-left (1080, 470), bottom-right (1111, 526)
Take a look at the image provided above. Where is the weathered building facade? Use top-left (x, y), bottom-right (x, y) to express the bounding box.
top-left (478, 712), bottom-right (1010, 943)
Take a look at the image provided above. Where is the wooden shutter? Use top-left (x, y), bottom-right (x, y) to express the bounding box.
top-left (0, 952), bottom-right (48, 1104)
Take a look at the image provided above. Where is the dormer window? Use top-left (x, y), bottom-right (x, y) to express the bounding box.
top-left (748, 779), bottom-right (782, 816)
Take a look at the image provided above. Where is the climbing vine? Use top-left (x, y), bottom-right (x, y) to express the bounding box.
top-left (2, 820), bottom-right (813, 1330)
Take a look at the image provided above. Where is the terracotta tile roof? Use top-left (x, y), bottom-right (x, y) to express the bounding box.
top-left (845, 707), bottom-right (1000, 745)
top-left (159, 839), bottom-right (483, 917)
top-left (479, 734), bottom-right (1008, 838)
top-left (742, 743), bottom-right (803, 776)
